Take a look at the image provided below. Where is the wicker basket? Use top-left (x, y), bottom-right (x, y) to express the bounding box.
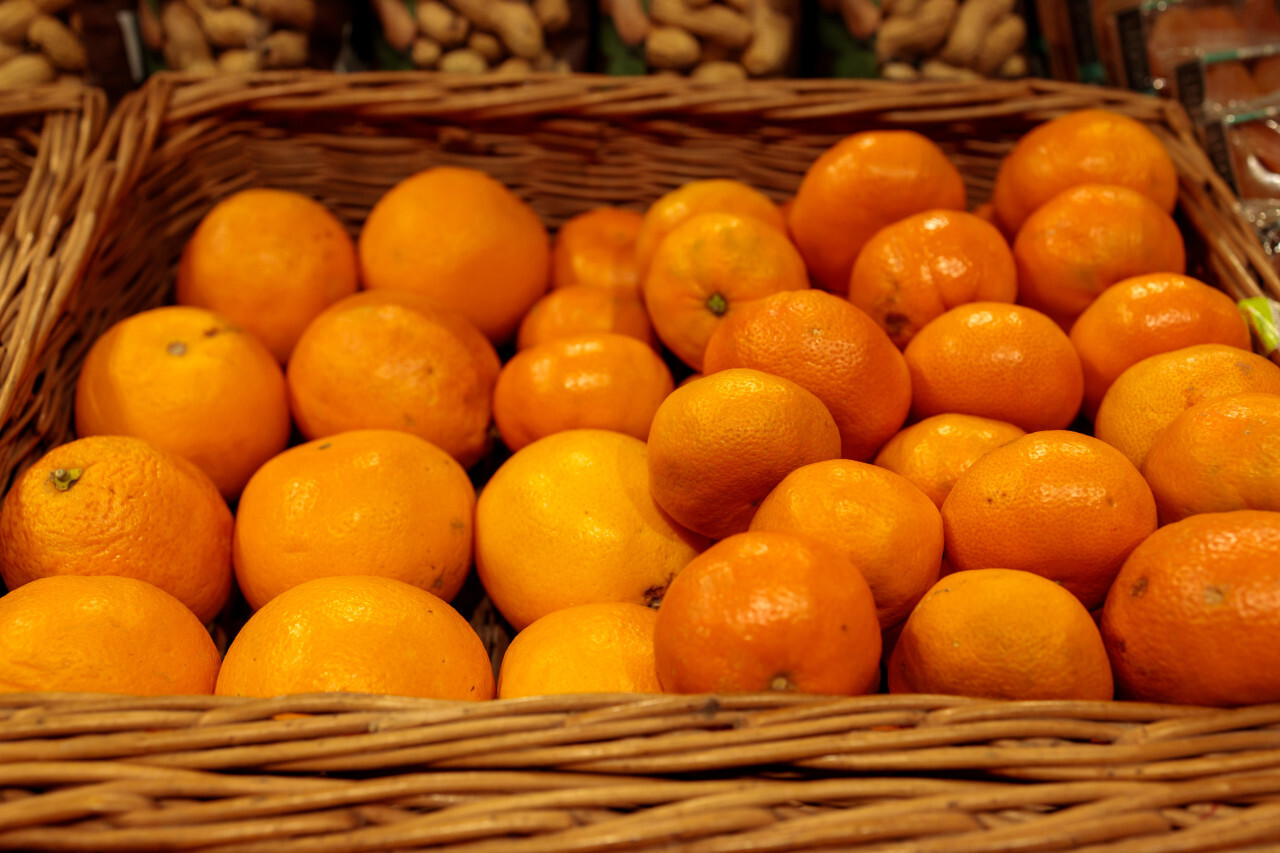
top-left (0, 82), bottom-right (107, 490)
top-left (3, 71), bottom-right (1280, 852)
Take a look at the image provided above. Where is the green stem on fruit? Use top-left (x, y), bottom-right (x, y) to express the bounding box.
top-left (50, 468), bottom-right (83, 492)
top-left (706, 293), bottom-right (728, 316)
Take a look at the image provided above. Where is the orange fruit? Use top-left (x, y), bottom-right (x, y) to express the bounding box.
top-left (1013, 184), bottom-right (1186, 326)
top-left (887, 569), bottom-right (1114, 701)
top-left (1094, 344), bottom-right (1280, 469)
top-left (233, 430), bottom-right (475, 612)
top-left (0, 435), bottom-right (233, 624)
top-left (702, 289), bottom-right (911, 461)
top-left (358, 166), bottom-right (550, 344)
top-left (847, 210), bottom-right (1018, 348)
top-left (642, 212), bottom-right (810, 371)
top-left (492, 333), bottom-right (674, 452)
top-left (0, 575), bottom-right (221, 695)
top-left (1100, 510), bottom-right (1280, 706)
top-left (286, 290), bottom-right (500, 469)
top-left (653, 530), bottom-right (882, 695)
top-left (74, 306), bottom-right (291, 500)
top-left (942, 431), bottom-right (1157, 610)
top-left (789, 130), bottom-right (967, 295)
top-left (749, 460), bottom-right (943, 629)
top-left (516, 285), bottom-right (655, 351)
top-left (475, 429), bottom-right (709, 632)
top-left (1142, 392), bottom-right (1280, 524)
top-left (873, 413), bottom-right (1027, 509)
top-left (215, 575), bottom-right (494, 700)
top-left (634, 179), bottom-right (787, 279)
top-left (991, 109), bottom-right (1179, 236)
top-left (1069, 273), bottom-right (1252, 420)
top-left (970, 201), bottom-right (999, 229)
top-left (647, 368), bottom-right (842, 540)
top-left (552, 206), bottom-right (644, 293)
top-left (176, 188), bottom-right (358, 363)
top-left (497, 602), bottom-right (661, 699)
top-left (903, 303), bottom-right (1084, 432)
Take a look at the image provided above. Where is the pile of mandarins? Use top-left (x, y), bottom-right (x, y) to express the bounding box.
top-left (2, 108), bottom-right (1279, 709)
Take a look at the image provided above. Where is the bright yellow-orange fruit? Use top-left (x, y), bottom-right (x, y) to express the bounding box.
top-left (232, 429), bottom-right (476, 611)
top-left (0, 575), bottom-right (221, 695)
top-left (497, 602), bottom-right (661, 699)
top-left (74, 306), bottom-right (290, 500)
top-left (889, 569), bottom-right (1114, 701)
top-left (475, 429), bottom-right (709, 632)
top-left (177, 188), bottom-right (358, 363)
top-left (215, 575), bottom-right (494, 700)
top-left (358, 166), bottom-right (550, 344)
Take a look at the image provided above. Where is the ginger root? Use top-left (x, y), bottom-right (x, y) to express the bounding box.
top-left (533, 0), bottom-right (570, 33)
top-left (448, 0), bottom-right (543, 60)
top-left (410, 36), bottom-right (441, 67)
top-left (417, 0), bottom-right (467, 47)
top-left (0, 52), bottom-right (51, 86)
top-left (650, 0), bottom-right (752, 50)
top-left (0, 0), bottom-right (39, 44)
top-left (439, 46), bottom-right (488, 73)
top-left (920, 57), bottom-right (981, 81)
top-left (742, 0), bottom-right (793, 77)
top-left (938, 0), bottom-right (1015, 68)
top-left (240, 0), bottom-right (314, 30)
top-left (370, 0), bottom-right (415, 51)
top-left (973, 12), bottom-right (1025, 76)
top-left (467, 30), bottom-right (503, 63)
top-left (261, 28), bottom-right (306, 66)
top-left (602, 0), bottom-right (650, 47)
top-left (645, 25), bottom-right (699, 70)
top-left (161, 1), bottom-right (213, 71)
top-left (691, 59), bottom-right (748, 82)
top-left (217, 47), bottom-right (261, 71)
top-left (28, 13), bottom-right (85, 69)
top-left (876, 0), bottom-right (956, 62)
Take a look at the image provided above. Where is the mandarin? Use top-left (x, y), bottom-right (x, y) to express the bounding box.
top-left (1142, 392), bottom-right (1280, 523)
top-left (888, 569), bottom-right (1114, 701)
top-left (0, 435), bottom-right (232, 624)
top-left (702, 289), bottom-right (911, 461)
top-left (749, 460), bottom-right (943, 629)
top-left (847, 209), bottom-right (1018, 348)
top-left (475, 429), bottom-right (709, 632)
top-left (873, 413), bottom-right (1027, 510)
top-left (642, 212), bottom-right (810, 370)
top-left (74, 306), bottom-right (290, 500)
top-left (492, 333), bottom-right (674, 452)
top-left (903, 302), bottom-right (1084, 432)
top-left (551, 207), bottom-right (644, 293)
top-left (653, 531), bottom-right (882, 695)
top-left (516, 285), bottom-right (655, 351)
top-left (633, 179), bottom-right (786, 279)
top-left (991, 109), bottom-right (1178, 236)
top-left (1069, 273), bottom-right (1252, 419)
top-left (1013, 184), bottom-right (1186, 327)
top-left (176, 188), bottom-right (358, 363)
top-left (789, 130), bottom-right (967, 294)
top-left (358, 166), bottom-right (549, 344)
top-left (1094, 344), bottom-right (1280, 469)
top-left (286, 290), bottom-right (500, 469)
top-left (1100, 510), bottom-right (1280, 706)
top-left (233, 430), bottom-right (475, 611)
top-left (647, 368), bottom-right (842, 540)
top-left (0, 575), bottom-right (221, 695)
top-left (497, 602), bottom-right (661, 699)
top-left (942, 430), bottom-right (1157, 610)
top-left (215, 575), bottom-right (494, 700)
